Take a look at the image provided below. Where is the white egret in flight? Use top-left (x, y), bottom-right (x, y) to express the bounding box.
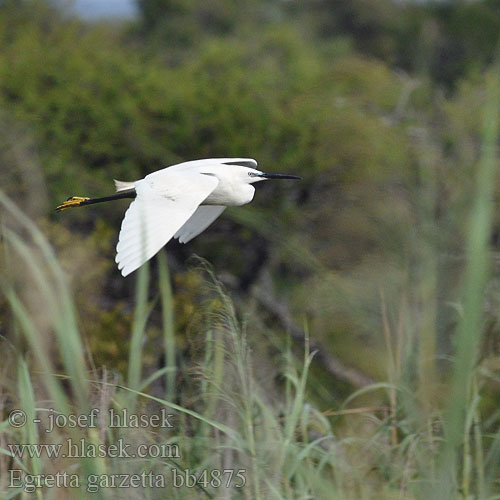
top-left (56, 158), bottom-right (300, 276)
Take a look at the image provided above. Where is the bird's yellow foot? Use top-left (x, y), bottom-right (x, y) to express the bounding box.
top-left (56, 196), bottom-right (90, 211)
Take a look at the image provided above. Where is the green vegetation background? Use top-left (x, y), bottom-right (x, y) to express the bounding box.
top-left (1, 0), bottom-right (500, 498)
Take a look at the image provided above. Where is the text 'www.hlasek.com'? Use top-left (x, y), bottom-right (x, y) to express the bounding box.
top-left (6, 407), bottom-right (246, 494)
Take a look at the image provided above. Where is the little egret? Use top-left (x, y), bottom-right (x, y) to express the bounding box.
top-left (56, 158), bottom-right (300, 276)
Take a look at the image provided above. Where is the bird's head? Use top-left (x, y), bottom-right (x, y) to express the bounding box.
top-left (245, 168), bottom-right (301, 184)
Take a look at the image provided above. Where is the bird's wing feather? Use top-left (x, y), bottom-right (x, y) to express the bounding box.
top-left (174, 206), bottom-right (226, 244)
top-left (115, 172), bottom-right (219, 276)
top-left (171, 158), bottom-right (257, 169)
top-left (146, 158), bottom-right (257, 178)
top-left (220, 159), bottom-right (257, 167)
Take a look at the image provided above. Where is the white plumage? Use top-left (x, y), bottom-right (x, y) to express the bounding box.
top-left (57, 157), bottom-right (300, 277)
top-left (173, 206), bottom-right (226, 244)
top-left (115, 170), bottom-right (220, 276)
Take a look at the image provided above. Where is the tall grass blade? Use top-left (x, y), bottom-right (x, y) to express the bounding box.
top-left (127, 260), bottom-right (150, 409)
top-left (158, 251), bottom-right (176, 401)
top-left (0, 191), bottom-right (89, 409)
top-left (433, 65), bottom-right (500, 499)
top-left (16, 357), bottom-right (43, 500)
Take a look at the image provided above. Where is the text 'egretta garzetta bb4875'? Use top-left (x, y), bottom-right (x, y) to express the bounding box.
top-left (56, 158), bottom-right (301, 276)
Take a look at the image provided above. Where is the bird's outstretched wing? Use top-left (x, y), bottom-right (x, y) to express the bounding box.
top-left (174, 206), bottom-right (226, 244)
top-left (115, 172), bottom-right (219, 276)
top-left (146, 158), bottom-right (257, 178)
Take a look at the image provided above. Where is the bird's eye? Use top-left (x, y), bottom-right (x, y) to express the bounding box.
top-left (248, 172), bottom-right (256, 177)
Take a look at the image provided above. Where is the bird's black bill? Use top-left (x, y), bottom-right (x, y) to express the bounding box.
top-left (258, 173), bottom-right (302, 180)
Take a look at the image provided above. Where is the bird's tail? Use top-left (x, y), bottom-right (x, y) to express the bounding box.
top-left (114, 180), bottom-right (135, 192)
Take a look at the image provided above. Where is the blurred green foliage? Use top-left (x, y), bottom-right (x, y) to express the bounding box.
top-left (1, 0), bottom-right (500, 415)
top-left (2, 0), bottom-right (500, 497)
